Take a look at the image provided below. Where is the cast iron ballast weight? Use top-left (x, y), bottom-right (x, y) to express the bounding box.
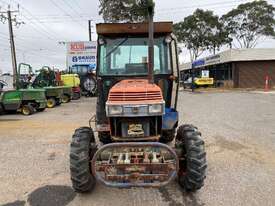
top-left (70, 0), bottom-right (207, 192)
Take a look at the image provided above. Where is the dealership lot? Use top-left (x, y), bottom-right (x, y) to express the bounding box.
top-left (0, 91), bottom-right (275, 206)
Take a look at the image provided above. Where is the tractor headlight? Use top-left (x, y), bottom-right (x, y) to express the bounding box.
top-left (148, 104), bottom-right (163, 114)
top-left (108, 105), bottom-right (123, 115)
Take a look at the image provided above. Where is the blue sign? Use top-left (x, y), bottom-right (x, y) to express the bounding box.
top-left (192, 59), bottom-right (205, 68)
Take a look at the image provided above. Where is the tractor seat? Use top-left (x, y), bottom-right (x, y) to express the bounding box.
top-left (125, 63), bottom-right (147, 74)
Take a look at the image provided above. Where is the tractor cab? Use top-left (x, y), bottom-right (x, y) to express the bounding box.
top-left (69, 21), bottom-right (206, 192)
top-left (96, 22), bottom-right (179, 143)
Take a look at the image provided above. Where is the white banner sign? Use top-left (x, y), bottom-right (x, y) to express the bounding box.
top-left (66, 41), bottom-right (97, 69)
top-left (201, 70), bottom-right (209, 78)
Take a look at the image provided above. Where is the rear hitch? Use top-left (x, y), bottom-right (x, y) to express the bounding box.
top-left (91, 142), bottom-right (178, 188)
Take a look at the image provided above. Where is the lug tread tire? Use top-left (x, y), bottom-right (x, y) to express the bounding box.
top-left (176, 124), bottom-right (207, 192)
top-left (70, 127), bottom-right (96, 193)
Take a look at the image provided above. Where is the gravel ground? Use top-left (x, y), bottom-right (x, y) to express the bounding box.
top-left (0, 91), bottom-right (275, 206)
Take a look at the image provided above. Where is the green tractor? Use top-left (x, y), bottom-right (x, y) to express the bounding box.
top-left (18, 63), bottom-right (64, 108)
top-left (33, 66), bottom-right (73, 105)
top-left (0, 70), bottom-right (47, 116)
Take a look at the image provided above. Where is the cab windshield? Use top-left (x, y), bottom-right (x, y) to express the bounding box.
top-left (99, 37), bottom-right (172, 76)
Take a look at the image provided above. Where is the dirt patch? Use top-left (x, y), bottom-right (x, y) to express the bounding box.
top-left (214, 136), bottom-right (248, 152)
top-left (159, 187), bottom-right (205, 206)
top-left (47, 152), bottom-right (56, 161)
top-left (159, 187), bottom-right (183, 206)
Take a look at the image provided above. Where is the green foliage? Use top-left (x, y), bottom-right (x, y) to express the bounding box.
top-left (222, 0), bottom-right (275, 48)
top-left (173, 9), bottom-right (231, 61)
top-left (99, 0), bottom-right (155, 23)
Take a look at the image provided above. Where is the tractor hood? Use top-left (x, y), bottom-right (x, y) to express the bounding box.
top-left (107, 79), bottom-right (164, 105)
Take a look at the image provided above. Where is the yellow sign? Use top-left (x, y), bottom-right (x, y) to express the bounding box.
top-left (195, 78), bottom-right (214, 86)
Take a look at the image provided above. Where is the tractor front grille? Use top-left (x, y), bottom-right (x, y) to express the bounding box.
top-left (108, 91), bottom-right (162, 102)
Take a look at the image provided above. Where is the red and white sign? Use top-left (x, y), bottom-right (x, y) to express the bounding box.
top-left (66, 41), bottom-right (97, 67)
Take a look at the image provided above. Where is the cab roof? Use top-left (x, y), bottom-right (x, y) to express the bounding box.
top-left (96, 22), bottom-right (173, 36)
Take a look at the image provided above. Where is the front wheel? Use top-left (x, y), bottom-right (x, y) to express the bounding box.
top-left (47, 98), bottom-right (56, 108)
top-left (62, 94), bottom-right (71, 103)
top-left (176, 125), bottom-right (207, 192)
top-left (22, 104), bottom-right (35, 116)
top-left (70, 127), bottom-right (97, 193)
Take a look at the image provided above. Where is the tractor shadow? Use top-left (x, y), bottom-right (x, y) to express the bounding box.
top-left (1, 200), bottom-right (26, 206)
top-left (27, 185), bottom-right (76, 206)
top-left (0, 119), bottom-right (21, 122)
top-left (2, 185), bottom-right (76, 206)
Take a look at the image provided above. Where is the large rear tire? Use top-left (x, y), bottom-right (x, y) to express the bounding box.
top-left (176, 125), bottom-right (207, 192)
top-left (70, 127), bottom-right (97, 193)
top-left (82, 75), bottom-right (97, 96)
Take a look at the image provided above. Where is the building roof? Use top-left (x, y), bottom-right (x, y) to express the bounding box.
top-left (180, 48), bottom-right (275, 71)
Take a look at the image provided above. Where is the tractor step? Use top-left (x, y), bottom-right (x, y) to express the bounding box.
top-left (91, 142), bottom-right (178, 188)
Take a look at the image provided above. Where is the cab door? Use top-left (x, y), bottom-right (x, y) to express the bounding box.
top-left (170, 38), bottom-right (179, 110)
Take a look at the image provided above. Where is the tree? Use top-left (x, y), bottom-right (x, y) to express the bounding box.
top-left (222, 0), bottom-right (275, 48)
top-left (98, 0), bottom-right (154, 23)
top-left (173, 9), bottom-right (231, 62)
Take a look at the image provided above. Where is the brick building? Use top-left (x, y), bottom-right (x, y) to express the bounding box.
top-left (180, 49), bottom-right (275, 89)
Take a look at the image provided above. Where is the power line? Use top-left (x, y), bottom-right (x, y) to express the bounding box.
top-left (0, 6), bottom-right (64, 67)
top-left (156, 1), bottom-right (250, 18)
top-left (68, 0), bottom-right (86, 14)
top-left (157, 0), bottom-right (247, 12)
top-left (2, 0), bottom-right (68, 41)
top-left (48, 0), bottom-right (87, 30)
top-left (61, 0), bottom-right (84, 17)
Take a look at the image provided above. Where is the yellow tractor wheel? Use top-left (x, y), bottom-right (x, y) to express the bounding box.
top-left (47, 98), bottom-right (56, 108)
top-left (22, 105), bottom-right (35, 116)
top-left (62, 95), bottom-right (70, 103)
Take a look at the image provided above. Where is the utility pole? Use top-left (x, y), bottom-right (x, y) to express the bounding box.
top-left (88, 20), bottom-right (92, 41)
top-left (0, 5), bottom-right (24, 88)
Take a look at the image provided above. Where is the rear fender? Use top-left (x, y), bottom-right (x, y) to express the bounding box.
top-left (162, 108), bottom-right (178, 130)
